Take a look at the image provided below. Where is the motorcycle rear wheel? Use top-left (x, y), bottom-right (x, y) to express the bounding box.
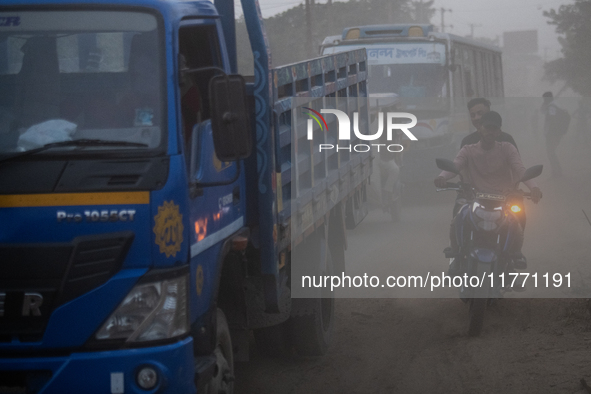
top-left (468, 298), bottom-right (486, 336)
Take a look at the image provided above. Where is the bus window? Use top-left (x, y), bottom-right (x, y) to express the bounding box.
top-left (452, 48), bottom-right (464, 97)
top-left (483, 52), bottom-right (491, 96)
top-left (486, 53), bottom-right (494, 97)
top-left (492, 55), bottom-right (502, 97)
top-left (370, 63), bottom-right (447, 98)
top-left (464, 70), bottom-right (474, 97)
top-left (473, 51), bottom-right (479, 96)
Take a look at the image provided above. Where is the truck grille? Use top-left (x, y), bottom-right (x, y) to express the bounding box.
top-left (0, 232), bottom-right (133, 343)
top-left (0, 370), bottom-right (52, 394)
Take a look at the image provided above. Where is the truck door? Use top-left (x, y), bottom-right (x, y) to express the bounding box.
top-left (177, 22), bottom-right (246, 322)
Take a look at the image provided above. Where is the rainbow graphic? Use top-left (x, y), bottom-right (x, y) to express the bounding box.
top-left (303, 107), bottom-right (328, 131)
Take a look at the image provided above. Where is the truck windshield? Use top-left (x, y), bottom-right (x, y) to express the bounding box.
top-left (0, 10), bottom-right (164, 155)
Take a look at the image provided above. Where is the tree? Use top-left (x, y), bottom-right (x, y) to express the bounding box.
top-left (409, 0), bottom-right (436, 24)
top-left (544, 0), bottom-right (591, 96)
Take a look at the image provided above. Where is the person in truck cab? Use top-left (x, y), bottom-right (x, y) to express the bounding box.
top-left (178, 54), bottom-right (202, 151)
top-left (118, 32), bottom-right (161, 128)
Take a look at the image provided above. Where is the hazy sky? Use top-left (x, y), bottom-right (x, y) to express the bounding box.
top-left (234, 0), bottom-right (568, 60)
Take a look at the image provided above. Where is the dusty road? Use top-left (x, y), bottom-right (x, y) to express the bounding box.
top-left (236, 298), bottom-right (591, 393)
top-left (235, 133), bottom-right (591, 393)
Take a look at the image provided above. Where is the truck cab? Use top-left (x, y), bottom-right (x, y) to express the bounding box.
top-left (0, 1), bottom-right (247, 392)
top-left (0, 1), bottom-right (371, 393)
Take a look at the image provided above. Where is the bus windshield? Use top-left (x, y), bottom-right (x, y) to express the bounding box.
top-left (369, 64), bottom-right (447, 98)
top-left (322, 41), bottom-right (448, 98)
top-left (0, 10), bottom-right (164, 154)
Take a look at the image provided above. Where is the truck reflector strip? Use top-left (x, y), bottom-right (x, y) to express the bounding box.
top-left (191, 217), bottom-right (244, 257)
top-left (0, 192), bottom-right (150, 208)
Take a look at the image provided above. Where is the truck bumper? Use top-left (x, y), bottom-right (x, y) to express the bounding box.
top-left (0, 337), bottom-right (197, 394)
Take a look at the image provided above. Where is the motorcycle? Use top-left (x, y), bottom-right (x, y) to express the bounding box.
top-left (435, 158), bottom-right (543, 336)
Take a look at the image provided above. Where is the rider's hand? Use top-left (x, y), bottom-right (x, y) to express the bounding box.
top-left (530, 187), bottom-right (542, 204)
top-left (434, 176), bottom-right (447, 188)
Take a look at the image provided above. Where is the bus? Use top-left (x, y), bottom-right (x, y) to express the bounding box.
top-left (320, 24), bottom-right (504, 185)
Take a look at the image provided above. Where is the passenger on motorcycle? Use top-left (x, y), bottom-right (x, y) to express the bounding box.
top-left (434, 111), bottom-right (542, 274)
top-left (462, 98), bottom-right (518, 150)
top-left (452, 98), bottom-right (520, 219)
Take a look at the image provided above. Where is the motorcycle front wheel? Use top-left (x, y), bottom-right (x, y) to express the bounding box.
top-left (468, 298), bottom-right (486, 336)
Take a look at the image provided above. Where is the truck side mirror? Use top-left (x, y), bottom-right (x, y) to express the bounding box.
top-left (209, 74), bottom-right (252, 161)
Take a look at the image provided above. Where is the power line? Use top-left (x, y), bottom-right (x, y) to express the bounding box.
top-left (453, 0), bottom-right (565, 13)
top-left (260, 0), bottom-right (303, 10)
top-left (233, 0), bottom-right (304, 19)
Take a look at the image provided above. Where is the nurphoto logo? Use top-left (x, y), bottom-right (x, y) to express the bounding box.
top-left (303, 108), bottom-right (418, 153)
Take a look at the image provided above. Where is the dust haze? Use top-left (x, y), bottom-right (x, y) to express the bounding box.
top-left (234, 0), bottom-right (591, 392)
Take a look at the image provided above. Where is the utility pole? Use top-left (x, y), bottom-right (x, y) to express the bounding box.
top-left (417, 0), bottom-right (423, 23)
top-left (305, 0), bottom-right (312, 57)
top-left (440, 7), bottom-right (452, 32)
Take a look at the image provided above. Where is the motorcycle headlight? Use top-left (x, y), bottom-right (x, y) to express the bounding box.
top-left (474, 207), bottom-right (502, 221)
top-left (473, 206), bottom-right (503, 231)
top-left (96, 273), bottom-right (189, 342)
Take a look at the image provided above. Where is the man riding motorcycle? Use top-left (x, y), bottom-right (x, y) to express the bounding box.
top-left (434, 111), bottom-right (542, 275)
top-left (452, 98), bottom-right (520, 219)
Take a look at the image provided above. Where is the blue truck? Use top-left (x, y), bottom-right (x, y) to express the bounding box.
top-left (0, 0), bottom-right (371, 392)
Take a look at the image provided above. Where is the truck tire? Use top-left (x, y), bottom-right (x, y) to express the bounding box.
top-left (288, 249), bottom-right (335, 356)
top-left (206, 309), bottom-right (234, 394)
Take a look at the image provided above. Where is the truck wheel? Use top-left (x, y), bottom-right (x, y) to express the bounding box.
top-left (206, 309), bottom-right (234, 394)
top-left (289, 249), bottom-right (335, 356)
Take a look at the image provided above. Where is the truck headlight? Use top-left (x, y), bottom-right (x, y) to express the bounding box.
top-left (96, 274), bottom-right (188, 342)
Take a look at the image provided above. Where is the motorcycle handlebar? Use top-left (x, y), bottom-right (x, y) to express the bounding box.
top-left (508, 190), bottom-right (531, 198)
top-left (436, 181), bottom-right (467, 193)
top-left (436, 186), bottom-right (534, 200)
top-left (436, 187), bottom-right (461, 192)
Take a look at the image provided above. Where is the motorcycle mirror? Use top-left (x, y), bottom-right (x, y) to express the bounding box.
top-left (435, 158), bottom-right (459, 174)
top-left (519, 164), bottom-right (543, 183)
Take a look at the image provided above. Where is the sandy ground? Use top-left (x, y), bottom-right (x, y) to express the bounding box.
top-left (234, 129), bottom-right (591, 393)
top-left (235, 298), bottom-right (591, 393)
